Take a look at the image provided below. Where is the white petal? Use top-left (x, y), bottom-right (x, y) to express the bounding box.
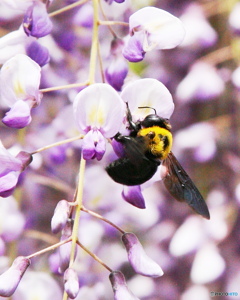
top-left (190, 243), bottom-right (226, 284)
top-left (121, 78), bottom-right (174, 120)
top-left (74, 83), bottom-right (125, 137)
top-left (176, 62), bottom-right (225, 102)
top-left (0, 27), bottom-right (28, 64)
top-left (169, 216), bottom-right (206, 257)
top-left (130, 7), bottom-right (185, 50)
top-left (179, 4), bottom-right (217, 48)
top-left (0, 54), bottom-right (41, 106)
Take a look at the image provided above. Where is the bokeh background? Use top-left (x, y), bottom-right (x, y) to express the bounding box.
top-left (0, 0), bottom-right (240, 299)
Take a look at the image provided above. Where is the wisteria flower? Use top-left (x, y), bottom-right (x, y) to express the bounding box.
top-left (0, 141), bottom-right (32, 197)
top-left (121, 78), bottom-right (174, 121)
top-left (105, 38), bottom-right (128, 91)
top-left (0, 27), bottom-right (28, 64)
top-left (0, 256), bottom-right (30, 297)
top-left (58, 220), bottom-right (76, 274)
top-left (228, 2), bottom-right (240, 34)
top-left (23, 1), bottom-right (53, 38)
top-left (190, 243), bottom-right (226, 284)
top-left (109, 271), bottom-right (140, 300)
top-left (122, 233), bottom-right (163, 277)
top-left (123, 7), bottom-right (185, 62)
top-left (51, 200), bottom-right (72, 234)
top-left (179, 3), bottom-right (217, 49)
top-left (232, 66), bottom-right (240, 89)
top-left (73, 83), bottom-right (125, 160)
top-left (0, 196), bottom-right (25, 243)
top-left (176, 62), bottom-right (225, 102)
top-left (1, 0), bottom-right (33, 11)
top-left (64, 268), bottom-right (80, 299)
top-left (0, 54), bottom-right (42, 128)
top-left (173, 122), bottom-right (217, 162)
top-left (13, 271), bottom-right (62, 299)
top-left (122, 185), bottom-right (146, 209)
top-left (26, 40), bottom-right (50, 67)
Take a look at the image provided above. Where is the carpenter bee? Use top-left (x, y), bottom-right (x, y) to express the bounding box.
top-left (106, 104), bottom-right (210, 219)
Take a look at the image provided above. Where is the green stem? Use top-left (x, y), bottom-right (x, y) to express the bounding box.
top-left (81, 206), bottom-right (125, 234)
top-left (88, 0), bottom-right (99, 84)
top-left (77, 240), bottom-right (112, 272)
top-left (31, 135), bottom-right (84, 155)
top-left (99, 20), bottom-right (129, 27)
top-left (69, 154), bottom-right (86, 267)
top-left (26, 237), bottom-right (71, 259)
top-left (48, 0), bottom-right (89, 17)
top-left (40, 81), bottom-right (89, 93)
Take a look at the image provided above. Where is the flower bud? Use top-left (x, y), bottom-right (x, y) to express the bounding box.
top-left (0, 256), bottom-right (30, 297)
top-left (122, 233), bottom-right (163, 278)
top-left (23, 1), bottom-right (53, 38)
top-left (105, 38), bottom-right (128, 91)
top-left (122, 186), bottom-right (146, 209)
top-left (58, 220), bottom-right (76, 273)
top-left (64, 268), bottom-right (79, 299)
top-left (16, 151), bottom-right (33, 171)
top-left (26, 41), bottom-right (50, 67)
top-left (0, 143), bottom-right (32, 197)
top-left (51, 200), bottom-right (71, 234)
top-left (109, 271), bottom-right (140, 300)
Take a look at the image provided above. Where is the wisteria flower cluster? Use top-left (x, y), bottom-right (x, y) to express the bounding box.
top-left (0, 0), bottom-right (240, 299)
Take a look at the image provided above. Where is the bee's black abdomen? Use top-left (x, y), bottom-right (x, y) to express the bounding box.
top-left (106, 157), bottom-right (159, 186)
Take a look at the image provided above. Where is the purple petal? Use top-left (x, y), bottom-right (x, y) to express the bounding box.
top-left (16, 151), bottom-right (33, 171)
top-left (122, 34), bottom-right (145, 62)
top-left (82, 130), bottom-right (106, 161)
top-left (23, 1), bottom-right (53, 38)
top-left (73, 3), bottom-right (93, 28)
top-left (0, 256), bottom-right (30, 297)
top-left (122, 186), bottom-right (146, 209)
top-left (122, 233), bottom-right (164, 277)
top-left (2, 100), bottom-right (32, 128)
top-left (105, 57), bottom-right (128, 91)
top-left (0, 171), bottom-right (20, 198)
top-left (26, 41), bottom-right (50, 67)
top-left (109, 271), bottom-right (140, 300)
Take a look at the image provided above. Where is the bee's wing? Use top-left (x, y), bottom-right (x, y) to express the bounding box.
top-left (106, 135), bottom-right (159, 186)
top-left (162, 152), bottom-right (210, 219)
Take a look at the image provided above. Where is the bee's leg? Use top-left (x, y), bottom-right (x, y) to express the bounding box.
top-left (113, 132), bottom-right (131, 144)
top-left (126, 102), bottom-right (141, 133)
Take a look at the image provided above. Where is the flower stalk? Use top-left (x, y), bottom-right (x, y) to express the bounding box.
top-left (31, 135), bottom-right (84, 155)
top-left (48, 0), bottom-right (89, 17)
top-left (89, 0), bottom-right (99, 84)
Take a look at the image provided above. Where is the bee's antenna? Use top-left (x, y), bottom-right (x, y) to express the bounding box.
top-left (138, 106), bottom-right (157, 115)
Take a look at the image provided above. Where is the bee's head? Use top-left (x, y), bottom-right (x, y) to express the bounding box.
top-left (138, 107), bottom-right (171, 130)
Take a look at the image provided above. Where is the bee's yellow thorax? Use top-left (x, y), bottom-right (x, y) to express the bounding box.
top-left (137, 126), bottom-right (172, 160)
